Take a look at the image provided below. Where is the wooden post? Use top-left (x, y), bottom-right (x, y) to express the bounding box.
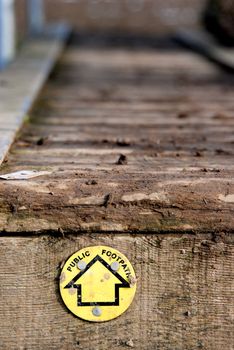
top-left (0, 0), bottom-right (16, 69)
top-left (27, 0), bottom-right (45, 34)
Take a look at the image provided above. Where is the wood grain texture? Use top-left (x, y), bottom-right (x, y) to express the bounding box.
top-left (0, 47), bottom-right (234, 233)
top-left (0, 233), bottom-right (233, 350)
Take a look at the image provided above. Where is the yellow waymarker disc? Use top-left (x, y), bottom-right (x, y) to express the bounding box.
top-left (60, 246), bottom-right (136, 322)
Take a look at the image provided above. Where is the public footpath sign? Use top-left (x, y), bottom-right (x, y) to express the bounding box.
top-left (60, 246), bottom-right (137, 322)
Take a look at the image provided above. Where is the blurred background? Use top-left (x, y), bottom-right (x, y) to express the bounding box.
top-left (0, 0), bottom-right (231, 72)
top-left (15, 0), bottom-right (205, 41)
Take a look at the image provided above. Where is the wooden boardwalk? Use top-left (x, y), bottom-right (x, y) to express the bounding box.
top-left (0, 46), bottom-right (234, 233)
top-left (0, 43), bottom-right (233, 349)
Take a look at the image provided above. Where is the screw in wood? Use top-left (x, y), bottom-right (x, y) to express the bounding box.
top-left (92, 307), bottom-right (102, 317)
top-left (111, 261), bottom-right (120, 271)
top-left (77, 261), bottom-right (87, 270)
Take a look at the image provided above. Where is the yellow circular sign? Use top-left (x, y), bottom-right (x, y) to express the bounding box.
top-left (60, 246), bottom-right (136, 322)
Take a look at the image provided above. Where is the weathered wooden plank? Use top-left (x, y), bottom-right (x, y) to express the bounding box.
top-left (0, 233), bottom-right (233, 350)
top-left (0, 23), bottom-right (70, 165)
top-left (0, 173), bottom-right (233, 233)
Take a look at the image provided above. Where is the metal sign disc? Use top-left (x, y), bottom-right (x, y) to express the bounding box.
top-left (60, 246), bottom-right (137, 322)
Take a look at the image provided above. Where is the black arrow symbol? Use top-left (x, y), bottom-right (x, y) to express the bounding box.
top-left (64, 255), bottom-right (130, 306)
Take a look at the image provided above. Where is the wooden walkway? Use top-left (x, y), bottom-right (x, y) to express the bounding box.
top-left (0, 43), bottom-right (233, 349)
top-left (0, 46), bottom-right (233, 233)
